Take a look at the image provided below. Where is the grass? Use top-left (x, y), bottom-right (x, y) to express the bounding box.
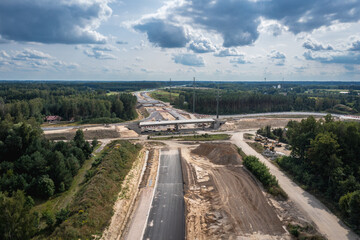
top-left (150, 90), bottom-right (179, 103)
top-left (34, 141), bottom-right (142, 239)
top-left (150, 133), bottom-right (230, 141)
top-left (48, 140), bottom-right (142, 239)
top-left (243, 133), bottom-right (253, 140)
top-left (236, 147), bottom-right (247, 159)
top-left (247, 142), bottom-right (264, 153)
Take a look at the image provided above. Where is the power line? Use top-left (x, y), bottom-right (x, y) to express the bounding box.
top-left (193, 77), bottom-right (196, 113)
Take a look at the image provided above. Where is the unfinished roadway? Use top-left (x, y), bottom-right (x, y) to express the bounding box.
top-left (142, 149), bottom-right (185, 240)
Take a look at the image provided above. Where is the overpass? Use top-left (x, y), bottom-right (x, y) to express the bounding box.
top-left (139, 118), bottom-right (223, 131)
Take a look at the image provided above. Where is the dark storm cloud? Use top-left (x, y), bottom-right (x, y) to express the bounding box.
top-left (0, 0), bottom-right (111, 44)
top-left (135, 0), bottom-right (360, 48)
top-left (173, 54), bottom-right (204, 66)
top-left (134, 19), bottom-right (189, 48)
top-left (303, 39), bottom-right (333, 51)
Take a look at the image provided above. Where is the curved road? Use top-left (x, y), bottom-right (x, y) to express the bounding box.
top-left (231, 132), bottom-right (359, 240)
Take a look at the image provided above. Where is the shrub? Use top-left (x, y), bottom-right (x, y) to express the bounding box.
top-left (243, 155), bottom-right (287, 199)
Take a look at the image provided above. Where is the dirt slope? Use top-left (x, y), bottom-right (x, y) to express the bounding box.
top-left (191, 143), bottom-right (241, 165)
top-left (184, 144), bottom-right (286, 239)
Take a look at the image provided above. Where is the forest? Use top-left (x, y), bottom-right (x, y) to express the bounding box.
top-left (0, 82), bottom-right (139, 124)
top-left (170, 88), bottom-right (360, 115)
top-left (276, 115), bottom-right (360, 230)
top-left (0, 120), bottom-right (93, 199)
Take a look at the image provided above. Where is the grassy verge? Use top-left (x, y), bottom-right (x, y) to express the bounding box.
top-left (247, 142), bottom-right (264, 153)
top-left (36, 140), bottom-right (142, 239)
top-left (236, 147), bottom-right (247, 159)
top-left (243, 155), bottom-right (288, 199)
top-left (243, 133), bottom-right (254, 140)
top-left (150, 133), bottom-right (230, 141)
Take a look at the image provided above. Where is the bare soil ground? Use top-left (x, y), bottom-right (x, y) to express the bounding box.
top-left (220, 117), bottom-right (306, 131)
top-left (182, 144), bottom-right (288, 239)
top-left (122, 148), bottom-right (160, 240)
top-left (44, 125), bottom-right (138, 140)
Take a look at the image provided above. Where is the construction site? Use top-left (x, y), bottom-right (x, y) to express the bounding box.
top-left (40, 89), bottom-right (359, 240)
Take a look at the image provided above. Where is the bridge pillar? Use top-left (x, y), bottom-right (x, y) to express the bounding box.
top-left (175, 123), bottom-right (179, 131)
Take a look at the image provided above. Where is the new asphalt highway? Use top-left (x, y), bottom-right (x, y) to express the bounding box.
top-left (143, 149), bottom-right (185, 240)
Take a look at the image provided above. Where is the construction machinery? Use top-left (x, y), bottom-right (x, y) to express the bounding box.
top-left (255, 134), bottom-right (262, 141)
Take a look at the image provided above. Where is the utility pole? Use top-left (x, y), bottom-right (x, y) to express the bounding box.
top-left (169, 78), bottom-right (172, 103)
top-left (216, 82), bottom-right (220, 119)
top-left (193, 77), bottom-right (196, 113)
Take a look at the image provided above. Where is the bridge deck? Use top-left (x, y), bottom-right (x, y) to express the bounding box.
top-left (139, 118), bottom-right (215, 127)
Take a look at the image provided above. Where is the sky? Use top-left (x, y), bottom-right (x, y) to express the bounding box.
top-left (0, 0), bottom-right (360, 81)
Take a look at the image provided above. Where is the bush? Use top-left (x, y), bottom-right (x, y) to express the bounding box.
top-left (55, 208), bottom-right (70, 226)
top-left (243, 155), bottom-right (287, 199)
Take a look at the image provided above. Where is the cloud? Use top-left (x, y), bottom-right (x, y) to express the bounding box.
top-left (304, 51), bottom-right (360, 65)
top-left (268, 50), bottom-right (286, 66)
top-left (214, 48), bottom-right (244, 57)
top-left (173, 53), bottom-right (204, 67)
top-left (83, 49), bottom-right (116, 60)
top-left (116, 41), bottom-right (128, 45)
top-left (349, 39), bottom-right (360, 51)
top-left (303, 39), bottom-right (333, 51)
top-left (134, 0), bottom-right (360, 48)
top-left (0, 49), bottom-right (78, 71)
top-left (188, 38), bottom-right (216, 53)
top-left (134, 18), bottom-right (189, 48)
top-left (12, 48), bottom-right (53, 60)
top-left (230, 55), bottom-right (251, 64)
top-left (0, 0), bottom-right (111, 44)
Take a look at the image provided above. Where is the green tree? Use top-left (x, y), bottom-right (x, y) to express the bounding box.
top-left (0, 191), bottom-right (39, 240)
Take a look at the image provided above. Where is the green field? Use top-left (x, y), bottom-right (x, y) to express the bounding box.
top-left (150, 90), bottom-right (180, 103)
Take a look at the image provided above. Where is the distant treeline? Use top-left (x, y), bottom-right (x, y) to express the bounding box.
top-left (171, 89), bottom-right (360, 115)
top-left (0, 82), bottom-right (138, 123)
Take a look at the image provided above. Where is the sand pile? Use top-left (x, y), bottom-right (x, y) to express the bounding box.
top-left (192, 143), bottom-right (241, 165)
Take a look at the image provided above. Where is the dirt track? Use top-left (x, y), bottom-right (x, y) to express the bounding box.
top-left (232, 132), bottom-right (360, 240)
top-left (182, 144), bottom-right (287, 239)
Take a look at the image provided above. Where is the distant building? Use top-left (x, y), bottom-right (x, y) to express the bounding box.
top-left (45, 115), bottom-right (62, 123)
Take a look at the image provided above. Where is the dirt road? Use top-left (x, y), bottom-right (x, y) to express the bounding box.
top-left (231, 132), bottom-right (360, 240)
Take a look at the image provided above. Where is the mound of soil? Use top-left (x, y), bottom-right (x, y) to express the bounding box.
top-left (192, 143), bottom-right (241, 165)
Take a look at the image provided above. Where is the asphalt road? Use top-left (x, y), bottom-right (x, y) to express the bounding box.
top-left (143, 149), bottom-right (185, 240)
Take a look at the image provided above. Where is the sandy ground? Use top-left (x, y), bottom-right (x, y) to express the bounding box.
top-left (181, 144), bottom-right (288, 239)
top-left (44, 125), bottom-right (138, 140)
top-left (220, 117), bottom-right (307, 131)
top-left (232, 132), bottom-right (360, 240)
top-left (100, 149), bottom-right (147, 240)
top-left (122, 149), bottom-right (160, 240)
